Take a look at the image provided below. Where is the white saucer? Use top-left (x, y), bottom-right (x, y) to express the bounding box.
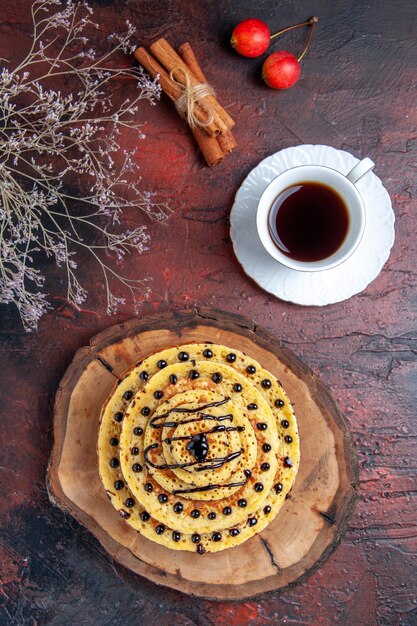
top-left (230, 145), bottom-right (395, 306)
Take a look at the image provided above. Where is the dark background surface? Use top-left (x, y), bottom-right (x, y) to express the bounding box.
top-left (1, 1), bottom-right (416, 624)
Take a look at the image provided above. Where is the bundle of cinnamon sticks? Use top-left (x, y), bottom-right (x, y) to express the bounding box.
top-left (134, 39), bottom-right (236, 166)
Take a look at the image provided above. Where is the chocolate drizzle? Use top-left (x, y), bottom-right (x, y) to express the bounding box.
top-left (144, 443), bottom-right (243, 472)
top-left (149, 397), bottom-right (231, 428)
top-left (164, 423), bottom-right (244, 445)
top-left (143, 396), bottom-right (249, 494)
top-left (172, 473), bottom-right (249, 495)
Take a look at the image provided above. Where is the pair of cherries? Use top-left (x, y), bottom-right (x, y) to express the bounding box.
top-left (231, 17), bottom-right (318, 89)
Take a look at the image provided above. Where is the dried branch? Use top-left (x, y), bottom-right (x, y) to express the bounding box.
top-left (0, 0), bottom-right (170, 331)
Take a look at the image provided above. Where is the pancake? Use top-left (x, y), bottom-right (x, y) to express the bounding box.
top-left (98, 343), bottom-right (299, 553)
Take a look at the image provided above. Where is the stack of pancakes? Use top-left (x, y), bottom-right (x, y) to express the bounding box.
top-left (98, 343), bottom-right (299, 554)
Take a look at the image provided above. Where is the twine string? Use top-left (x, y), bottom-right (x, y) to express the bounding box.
top-left (170, 67), bottom-right (215, 129)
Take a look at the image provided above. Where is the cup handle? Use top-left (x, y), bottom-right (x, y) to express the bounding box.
top-left (346, 157), bottom-right (375, 185)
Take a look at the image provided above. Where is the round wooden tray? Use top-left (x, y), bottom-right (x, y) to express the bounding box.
top-left (48, 308), bottom-right (359, 600)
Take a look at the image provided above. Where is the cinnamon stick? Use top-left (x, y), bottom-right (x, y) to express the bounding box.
top-left (177, 42), bottom-right (236, 139)
top-left (192, 128), bottom-right (225, 166)
top-left (177, 42), bottom-right (206, 84)
top-left (217, 130), bottom-right (237, 154)
top-left (134, 47), bottom-right (219, 137)
top-left (150, 38), bottom-right (234, 134)
top-left (178, 42), bottom-right (237, 155)
top-left (178, 44), bottom-right (226, 167)
top-left (135, 43), bottom-right (236, 166)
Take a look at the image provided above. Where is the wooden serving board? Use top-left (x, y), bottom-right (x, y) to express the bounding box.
top-left (48, 308), bottom-right (359, 600)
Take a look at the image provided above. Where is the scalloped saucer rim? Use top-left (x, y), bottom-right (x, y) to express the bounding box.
top-left (230, 144), bottom-right (395, 306)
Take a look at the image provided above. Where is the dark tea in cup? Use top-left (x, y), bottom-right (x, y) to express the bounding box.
top-left (257, 161), bottom-right (373, 272)
top-left (267, 182), bottom-right (350, 262)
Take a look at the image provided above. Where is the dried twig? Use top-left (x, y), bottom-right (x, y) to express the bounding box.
top-left (0, 0), bottom-right (170, 331)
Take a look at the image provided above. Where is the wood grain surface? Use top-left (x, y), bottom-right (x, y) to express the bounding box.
top-left (48, 309), bottom-right (358, 599)
top-left (1, 0), bottom-right (416, 624)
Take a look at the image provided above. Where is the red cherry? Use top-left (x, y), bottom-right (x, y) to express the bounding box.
top-left (230, 18), bottom-right (270, 58)
top-left (262, 17), bottom-right (318, 89)
top-left (262, 51), bottom-right (301, 89)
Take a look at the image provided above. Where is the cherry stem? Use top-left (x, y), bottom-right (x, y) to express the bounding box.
top-left (270, 16), bottom-right (319, 62)
top-left (298, 17), bottom-right (318, 62)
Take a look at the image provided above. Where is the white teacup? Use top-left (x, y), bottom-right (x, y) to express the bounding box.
top-left (256, 158), bottom-right (375, 272)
